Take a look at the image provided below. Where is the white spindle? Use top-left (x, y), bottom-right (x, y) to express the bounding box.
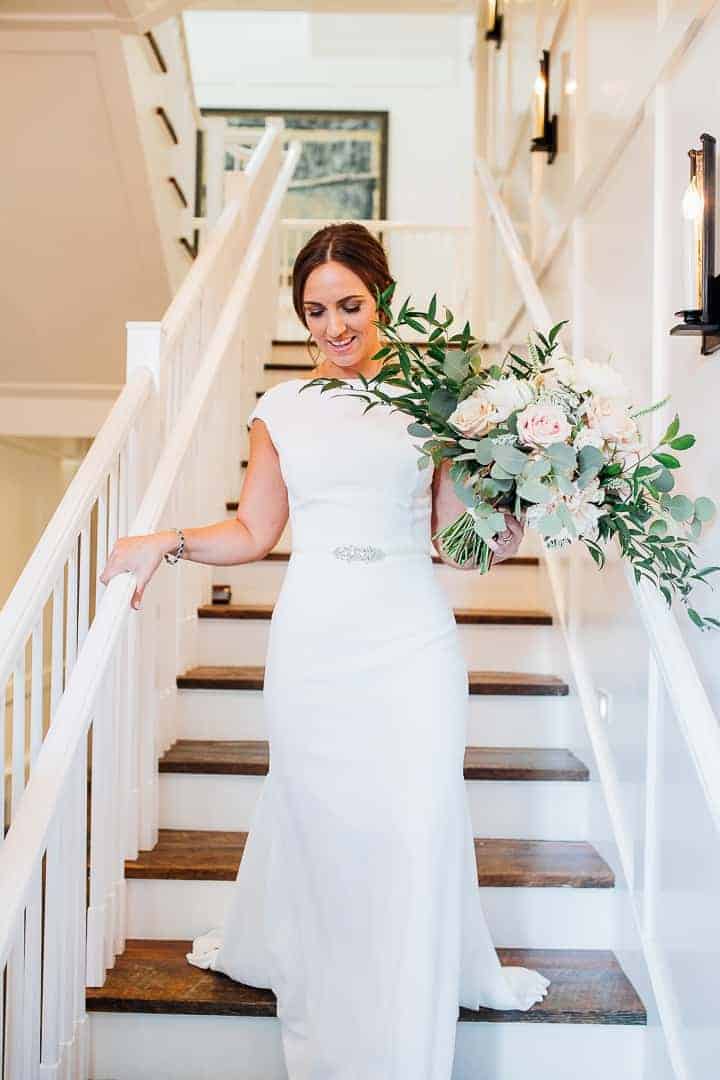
top-left (30, 617), bottom-right (44, 767)
top-left (65, 541), bottom-right (78, 679)
top-left (113, 642), bottom-right (128, 961)
top-left (95, 477), bottom-right (108, 608)
top-left (87, 691), bottom-right (109, 986)
top-left (78, 522), bottom-right (90, 654)
top-left (11, 655), bottom-right (25, 820)
top-left (22, 863), bottom-right (42, 1077)
top-left (40, 817), bottom-right (62, 1076)
top-left (5, 929), bottom-right (24, 1080)
top-left (50, 579), bottom-right (64, 722)
top-left (73, 738), bottom-right (89, 1077)
top-left (107, 458), bottom-right (119, 556)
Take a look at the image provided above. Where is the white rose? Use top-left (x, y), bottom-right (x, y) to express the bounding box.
top-left (573, 425), bottom-right (606, 452)
top-left (575, 359), bottom-right (628, 400)
top-left (584, 397), bottom-right (636, 442)
top-left (448, 391), bottom-right (497, 437)
top-left (517, 402), bottom-right (572, 448)
top-left (544, 355), bottom-right (576, 391)
top-left (485, 376), bottom-right (535, 422)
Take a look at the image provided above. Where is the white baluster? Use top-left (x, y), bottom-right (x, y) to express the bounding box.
top-left (22, 862), bottom-right (42, 1078)
top-left (4, 926), bottom-right (24, 1080)
top-left (30, 617), bottom-right (44, 769)
top-left (113, 648), bottom-right (128, 959)
top-left (65, 541), bottom-right (78, 679)
top-left (77, 522), bottom-right (90, 653)
top-left (40, 820), bottom-right (61, 1076)
top-left (11, 653), bottom-right (26, 818)
top-left (72, 738), bottom-right (89, 1078)
top-left (50, 579), bottom-right (65, 723)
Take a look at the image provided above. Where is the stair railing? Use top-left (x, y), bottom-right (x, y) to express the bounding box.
top-left (0, 121), bottom-right (297, 1080)
top-left (476, 153), bottom-right (720, 1079)
top-left (0, 118), bottom-right (286, 841)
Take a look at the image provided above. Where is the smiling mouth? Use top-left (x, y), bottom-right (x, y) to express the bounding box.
top-left (327, 336), bottom-right (357, 352)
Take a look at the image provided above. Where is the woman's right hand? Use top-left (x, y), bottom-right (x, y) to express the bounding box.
top-left (99, 532), bottom-right (172, 611)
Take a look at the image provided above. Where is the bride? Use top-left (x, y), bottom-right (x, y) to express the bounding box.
top-left (100, 222), bottom-right (550, 1079)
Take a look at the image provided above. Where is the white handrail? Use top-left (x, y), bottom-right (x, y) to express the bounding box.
top-left (475, 154), bottom-right (720, 833)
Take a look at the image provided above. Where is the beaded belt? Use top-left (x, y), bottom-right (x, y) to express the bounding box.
top-left (292, 543), bottom-right (430, 563)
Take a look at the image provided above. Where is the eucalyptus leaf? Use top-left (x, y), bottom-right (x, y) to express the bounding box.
top-left (493, 443), bottom-right (529, 474)
top-left (490, 461), bottom-right (514, 481)
top-left (407, 421), bottom-right (433, 437)
top-left (669, 494), bottom-right (694, 522)
top-left (474, 438), bottom-right (496, 465)
top-left (649, 519), bottom-right (667, 537)
top-left (429, 388), bottom-right (458, 420)
top-left (517, 479), bottom-right (553, 504)
top-left (555, 473), bottom-right (576, 496)
top-left (536, 512), bottom-right (564, 537)
top-left (694, 496), bottom-right (716, 522)
top-left (653, 469), bottom-right (675, 493)
top-left (578, 445), bottom-right (605, 473)
top-left (547, 442), bottom-right (577, 470)
top-left (524, 457), bottom-right (552, 479)
top-left (452, 480), bottom-right (476, 507)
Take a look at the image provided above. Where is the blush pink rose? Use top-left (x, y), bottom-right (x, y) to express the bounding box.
top-left (516, 402), bottom-right (572, 448)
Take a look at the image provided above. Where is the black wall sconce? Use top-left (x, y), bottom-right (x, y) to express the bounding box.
top-left (485, 0), bottom-right (503, 48)
top-left (670, 132), bottom-right (720, 355)
top-left (530, 50), bottom-right (557, 164)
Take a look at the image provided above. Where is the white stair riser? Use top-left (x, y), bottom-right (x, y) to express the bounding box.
top-left (176, 689), bottom-right (582, 748)
top-left (125, 879), bottom-right (618, 950)
top-left (89, 1010), bottom-right (644, 1080)
top-left (195, 619), bottom-right (562, 672)
top-left (158, 773), bottom-right (591, 839)
top-left (210, 561), bottom-right (548, 610)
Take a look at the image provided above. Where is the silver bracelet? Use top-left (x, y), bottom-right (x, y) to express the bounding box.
top-left (163, 528), bottom-right (185, 565)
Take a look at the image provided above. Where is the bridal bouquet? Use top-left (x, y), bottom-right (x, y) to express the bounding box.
top-left (300, 285), bottom-right (719, 630)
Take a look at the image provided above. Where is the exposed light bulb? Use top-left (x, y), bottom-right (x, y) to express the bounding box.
top-left (682, 176), bottom-right (703, 221)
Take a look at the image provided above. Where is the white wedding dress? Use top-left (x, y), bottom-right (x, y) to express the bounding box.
top-left (187, 376), bottom-right (550, 1079)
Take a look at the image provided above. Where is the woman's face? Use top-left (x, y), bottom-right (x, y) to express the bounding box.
top-left (302, 260), bottom-right (381, 372)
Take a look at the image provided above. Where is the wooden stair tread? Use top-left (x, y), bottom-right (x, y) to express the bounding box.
top-left (86, 939), bottom-right (645, 1024)
top-left (176, 666), bottom-right (569, 696)
top-left (159, 740), bottom-right (588, 782)
top-left (124, 829), bottom-right (613, 888)
top-left (197, 602), bottom-right (552, 625)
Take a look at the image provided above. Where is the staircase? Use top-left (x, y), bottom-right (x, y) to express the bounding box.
top-left (84, 349), bottom-right (647, 1080)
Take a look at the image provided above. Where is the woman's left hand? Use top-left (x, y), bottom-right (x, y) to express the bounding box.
top-left (487, 511), bottom-right (525, 564)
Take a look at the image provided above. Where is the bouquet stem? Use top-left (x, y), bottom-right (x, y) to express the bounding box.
top-left (432, 511), bottom-right (494, 574)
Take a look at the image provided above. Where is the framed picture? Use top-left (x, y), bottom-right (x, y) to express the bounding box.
top-left (201, 107), bottom-right (389, 220)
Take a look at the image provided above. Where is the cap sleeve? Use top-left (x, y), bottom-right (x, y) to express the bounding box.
top-left (247, 385), bottom-right (280, 448)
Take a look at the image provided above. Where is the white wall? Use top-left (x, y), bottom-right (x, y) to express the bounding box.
top-left (183, 9), bottom-right (476, 226)
top-left (2, 436), bottom-right (90, 607)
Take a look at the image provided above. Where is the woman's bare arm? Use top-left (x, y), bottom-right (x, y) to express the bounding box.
top-left (99, 418), bottom-right (288, 608)
top-left (430, 459), bottom-right (523, 569)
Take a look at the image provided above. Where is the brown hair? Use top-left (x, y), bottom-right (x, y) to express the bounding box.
top-left (291, 222), bottom-right (395, 367)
